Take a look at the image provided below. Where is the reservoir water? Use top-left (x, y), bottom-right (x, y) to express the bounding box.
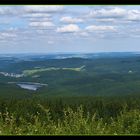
top-left (17, 84), bottom-right (39, 91)
top-left (8, 82), bottom-right (47, 91)
top-left (17, 82), bottom-right (47, 91)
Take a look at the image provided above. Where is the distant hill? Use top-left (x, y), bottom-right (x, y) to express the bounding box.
top-left (1, 52), bottom-right (140, 98)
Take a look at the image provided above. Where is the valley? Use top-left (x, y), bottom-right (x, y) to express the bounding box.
top-left (1, 52), bottom-right (140, 135)
top-left (1, 52), bottom-right (140, 98)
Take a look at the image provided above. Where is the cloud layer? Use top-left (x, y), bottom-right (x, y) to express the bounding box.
top-left (56, 24), bottom-right (80, 33)
top-left (0, 5), bottom-right (140, 53)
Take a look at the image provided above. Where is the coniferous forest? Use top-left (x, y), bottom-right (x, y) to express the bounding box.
top-left (1, 53), bottom-right (140, 135)
top-left (1, 96), bottom-right (140, 135)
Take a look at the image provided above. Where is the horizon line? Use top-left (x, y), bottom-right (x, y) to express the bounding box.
top-left (1, 51), bottom-right (140, 55)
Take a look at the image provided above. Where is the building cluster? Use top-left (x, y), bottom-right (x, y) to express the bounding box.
top-left (0, 72), bottom-right (23, 78)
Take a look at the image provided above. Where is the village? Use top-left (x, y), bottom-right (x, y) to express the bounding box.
top-left (0, 72), bottom-right (23, 78)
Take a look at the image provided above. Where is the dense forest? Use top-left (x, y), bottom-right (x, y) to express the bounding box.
top-left (1, 96), bottom-right (140, 135)
top-left (1, 53), bottom-right (140, 135)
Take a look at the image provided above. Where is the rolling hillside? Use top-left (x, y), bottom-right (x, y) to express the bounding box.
top-left (1, 53), bottom-right (140, 98)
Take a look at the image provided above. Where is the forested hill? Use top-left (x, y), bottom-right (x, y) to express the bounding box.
top-left (1, 53), bottom-right (140, 98)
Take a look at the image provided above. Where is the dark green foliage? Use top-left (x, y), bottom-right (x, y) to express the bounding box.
top-left (0, 96), bottom-right (140, 135)
top-left (1, 54), bottom-right (140, 134)
top-left (2, 56), bottom-right (140, 97)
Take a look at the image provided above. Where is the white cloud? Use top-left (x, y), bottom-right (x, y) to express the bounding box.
top-left (29, 21), bottom-right (55, 28)
top-left (0, 6), bottom-right (62, 16)
top-left (1, 5), bottom-right (140, 48)
top-left (0, 32), bottom-right (17, 40)
top-left (56, 24), bottom-right (80, 33)
top-left (28, 17), bottom-right (51, 22)
top-left (0, 6), bottom-right (63, 16)
top-left (86, 25), bottom-right (116, 32)
top-left (23, 13), bottom-right (51, 18)
top-left (23, 6), bottom-right (64, 13)
top-left (127, 10), bottom-right (140, 21)
top-left (88, 7), bottom-right (140, 23)
top-left (0, 6), bottom-right (17, 15)
top-left (89, 7), bottom-right (126, 18)
top-left (96, 18), bottom-right (115, 22)
top-left (60, 16), bottom-right (83, 23)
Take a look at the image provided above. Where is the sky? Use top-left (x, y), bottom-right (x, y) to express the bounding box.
top-left (0, 5), bottom-right (140, 54)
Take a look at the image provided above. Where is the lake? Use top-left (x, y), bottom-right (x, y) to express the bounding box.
top-left (8, 82), bottom-right (47, 91)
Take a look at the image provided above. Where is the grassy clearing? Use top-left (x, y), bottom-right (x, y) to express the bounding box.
top-left (23, 65), bottom-right (85, 76)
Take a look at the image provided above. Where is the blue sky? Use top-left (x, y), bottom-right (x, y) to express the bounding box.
top-left (0, 5), bottom-right (140, 54)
